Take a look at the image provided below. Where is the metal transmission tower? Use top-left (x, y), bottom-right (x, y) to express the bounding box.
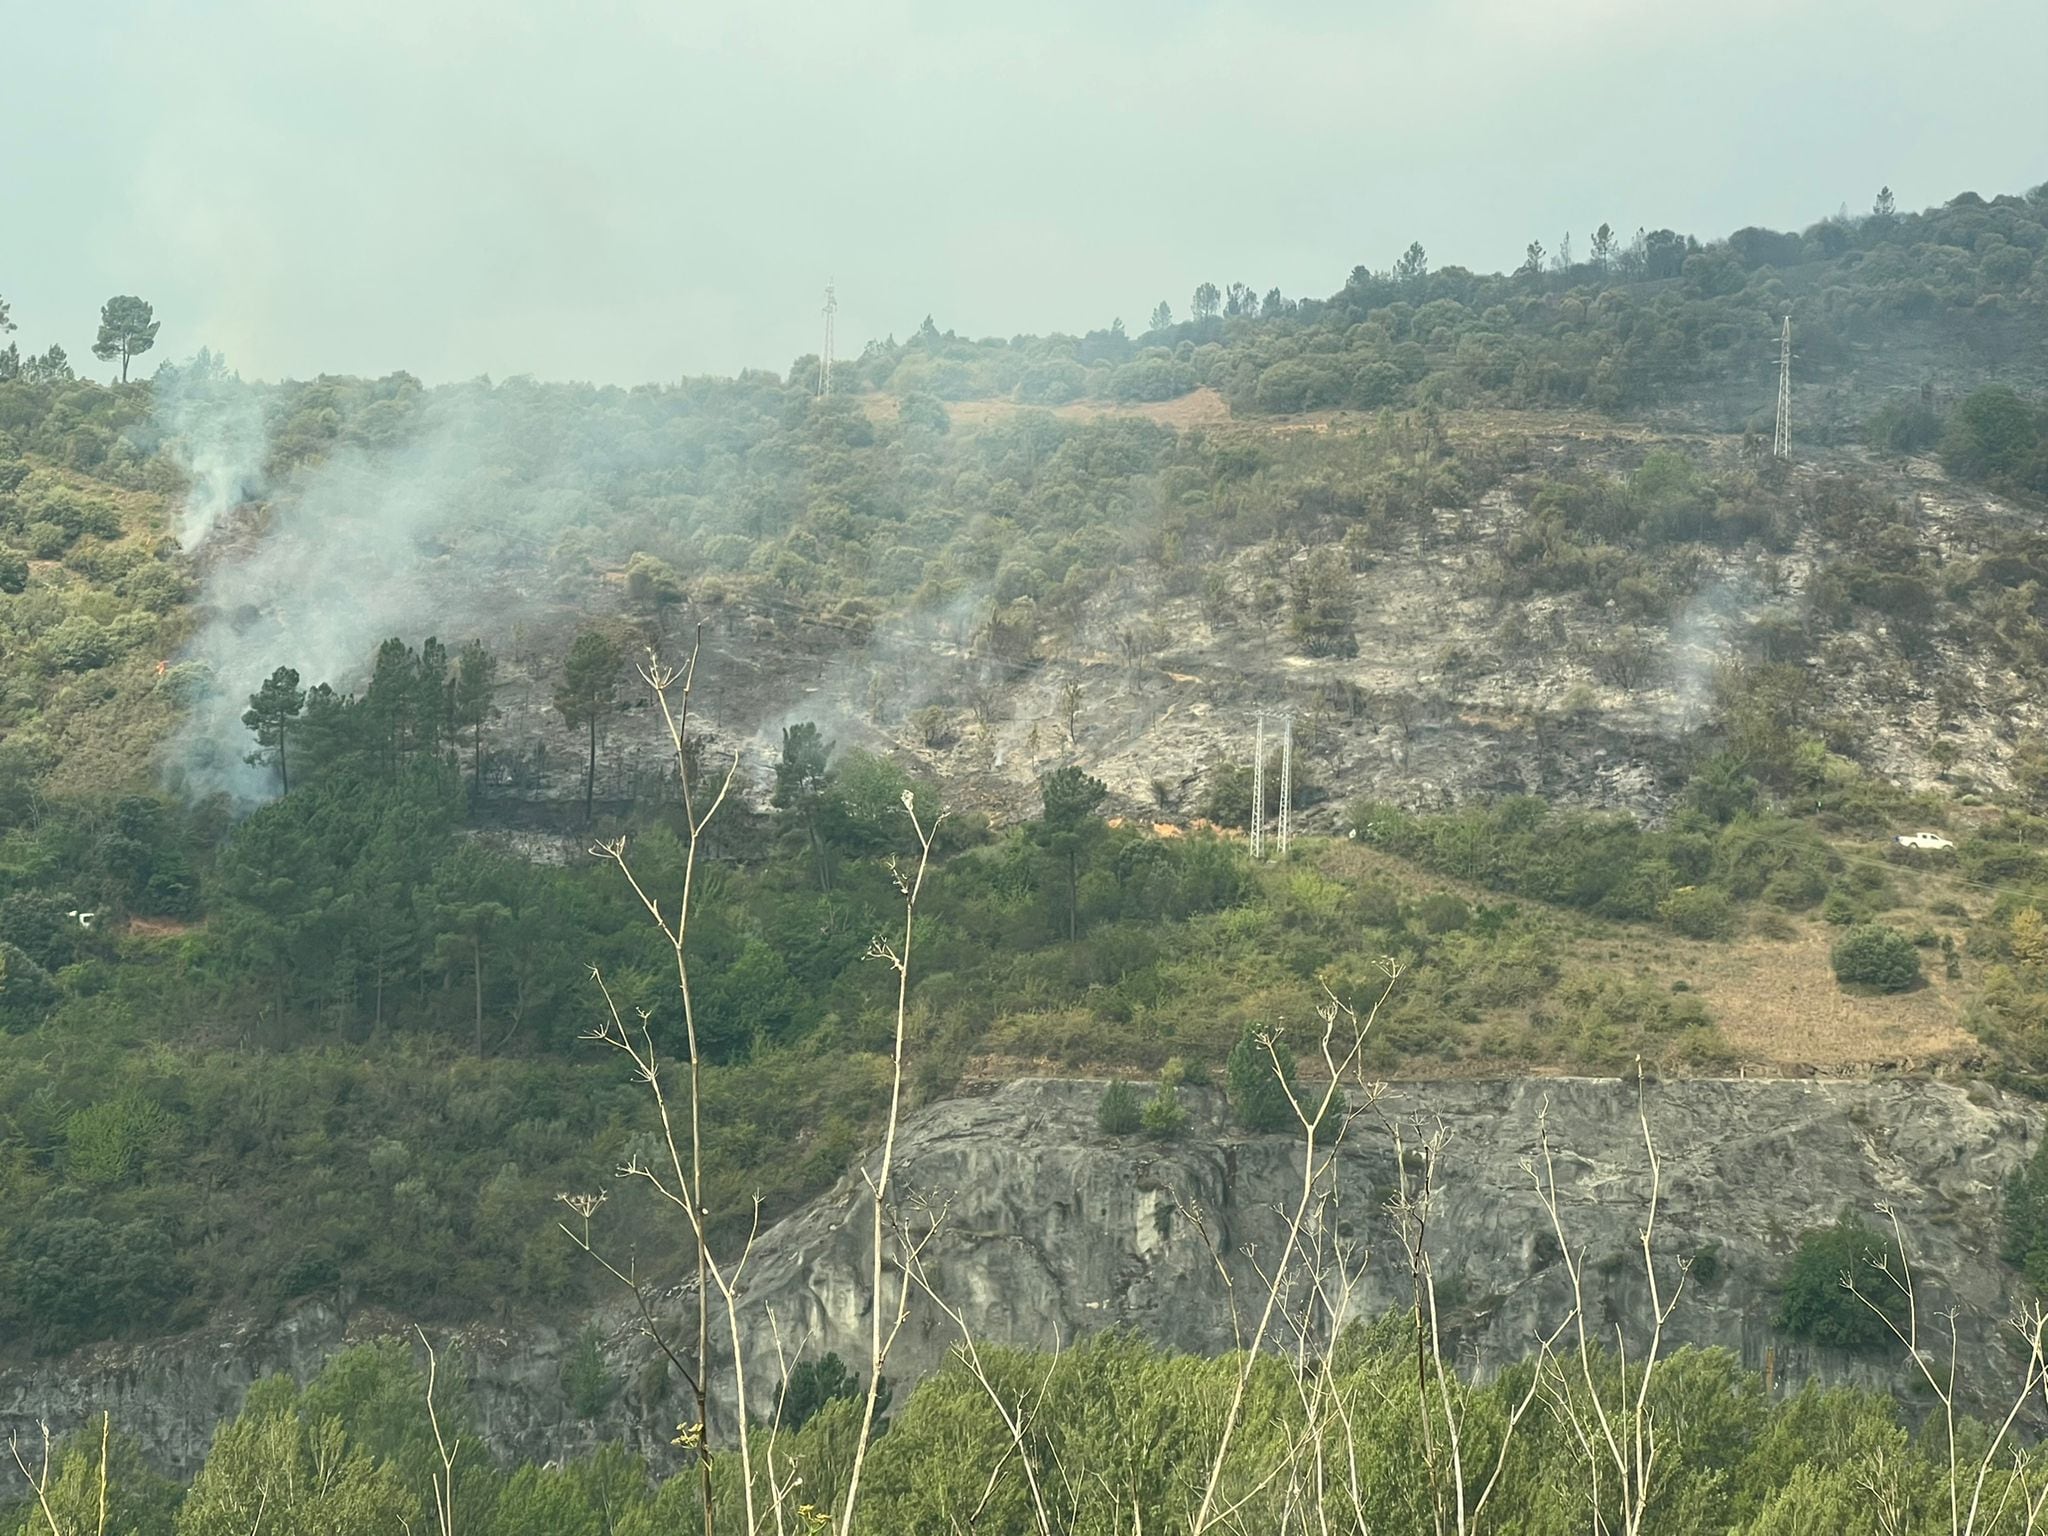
top-left (1773, 314), bottom-right (1792, 460)
top-left (1250, 714), bottom-right (1266, 859)
top-left (1278, 716), bottom-right (1294, 859)
top-left (817, 281), bottom-right (838, 397)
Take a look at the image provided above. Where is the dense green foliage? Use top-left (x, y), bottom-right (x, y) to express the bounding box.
top-left (10, 1329), bottom-right (2043, 1535)
top-left (1352, 795), bottom-right (1872, 934)
top-left (1831, 925), bottom-right (1923, 992)
top-left (1775, 1213), bottom-right (1909, 1350)
top-left (823, 185), bottom-right (2048, 428)
top-left (1941, 385), bottom-right (2048, 496)
top-left (1225, 1023), bottom-right (1298, 1131)
top-left (1095, 1079), bottom-right (1141, 1135)
top-left (2003, 1136), bottom-right (2048, 1291)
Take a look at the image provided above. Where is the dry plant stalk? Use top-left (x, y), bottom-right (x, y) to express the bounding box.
top-left (416, 1328), bottom-right (460, 1536)
top-left (896, 1190), bottom-right (1059, 1536)
top-left (573, 635), bottom-right (946, 1536)
top-left (573, 631), bottom-right (742, 1536)
top-left (1375, 1102), bottom-right (1558, 1536)
top-left (7, 1414), bottom-right (110, 1536)
top-left (1522, 1066), bottom-right (1685, 1536)
top-left (836, 798), bottom-right (944, 1535)
top-left (1188, 963), bottom-right (1400, 1536)
top-left (1849, 1203), bottom-right (2048, 1535)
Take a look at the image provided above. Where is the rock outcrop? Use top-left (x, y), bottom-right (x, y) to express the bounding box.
top-left (4, 1075), bottom-right (2036, 1473)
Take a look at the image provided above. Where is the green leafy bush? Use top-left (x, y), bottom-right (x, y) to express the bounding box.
top-left (0, 1212), bottom-right (189, 1350)
top-left (0, 940), bottom-right (60, 1030)
top-left (23, 519), bottom-right (71, 558)
top-left (64, 1094), bottom-right (176, 1186)
top-left (1775, 1213), bottom-right (1906, 1349)
top-left (1660, 885), bottom-right (1735, 940)
top-left (1097, 1080), bottom-right (1141, 1135)
top-left (40, 614), bottom-right (116, 671)
top-left (777, 1350), bottom-right (886, 1433)
top-left (561, 1323), bottom-right (619, 1420)
top-left (1830, 925), bottom-right (1921, 991)
top-left (1226, 1024), bottom-right (1298, 1132)
top-left (1140, 1082), bottom-right (1187, 1139)
top-left (2004, 1139), bottom-right (2048, 1290)
top-left (1418, 892), bottom-right (1470, 933)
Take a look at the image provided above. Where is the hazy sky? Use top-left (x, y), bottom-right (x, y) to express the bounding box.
top-left (6, 0), bottom-right (2043, 386)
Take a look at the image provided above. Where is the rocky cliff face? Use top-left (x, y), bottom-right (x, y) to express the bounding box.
top-left (4, 1075), bottom-right (2036, 1474)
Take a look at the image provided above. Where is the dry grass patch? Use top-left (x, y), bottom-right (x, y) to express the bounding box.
top-left (1634, 921), bottom-right (1974, 1071)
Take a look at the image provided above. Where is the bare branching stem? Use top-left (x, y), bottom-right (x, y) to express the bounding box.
top-left (838, 797), bottom-right (945, 1535)
top-left (416, 1329), bottom-right (460, 1536)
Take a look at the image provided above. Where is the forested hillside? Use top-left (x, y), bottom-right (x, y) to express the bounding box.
top-left (6, 180), bottom-right (2048, 1474)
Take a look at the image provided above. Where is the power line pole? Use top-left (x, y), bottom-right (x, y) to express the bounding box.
top-left (1773, 314), bottom-right (1791, 460)
top-left (1278, 715), bottom-right (1293, 859)
top-left (818, 280), bottom-right (837, 397)
top-left (1250, 714), bottom-right (1265, 860)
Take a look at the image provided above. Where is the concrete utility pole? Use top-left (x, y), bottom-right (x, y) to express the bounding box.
top-left (1251, 714), bottom-right (1265, 860)
top-left (818, 281), bottom-right (837, 397)
top-left (1773, 314), bottom-right (1792, 459)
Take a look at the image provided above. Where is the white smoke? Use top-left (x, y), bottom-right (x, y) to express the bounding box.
top-left (155, 351), bottom-right (268, 549)
top-left (1665, 578), bottom-right (1748, 726)
top-left (159, 383), bottom-right (570, 803)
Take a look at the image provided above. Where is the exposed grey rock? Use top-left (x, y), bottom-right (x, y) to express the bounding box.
top-left (3, 1075), bottom-right (2037, 1474)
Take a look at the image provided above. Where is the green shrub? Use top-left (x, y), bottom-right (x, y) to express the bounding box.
top-left (64, 1095), bottom-right (176, 1187)
top-left (1, 1212), bottom-right (189, 1350)
top-left (0, 940), bottom-right (60, 1030)
top-left (1830, 925), bottom-right (1921, 992)
top-left (1096, 1080), bottom-right (1141, 1135)
top-left (0, 546), bottom-right (26, 592)
top-left (1690, 1242), bottom-right (1724, 1289)
top-left (1226, 1024), bottom-right (1298, 1132)
top-left (560, 1323), bottom-right (619, 1420)
top-left (1775, 1213), bottom-right (1906, 1349)
top-left (40, 614), bottom-right (116, 671)
top-left (1761, 867), bottom-right (1827, 911)
top-left (1418, 892), bottom-right (1470, 933)
top-left (24, 519), bottom-right (71, 558)
top-left (1869, 397), bottom-right (1944, 453)
top-left (1140, 1083), bottom-right (1187, 1139)
top-left (777, 1351), bottom-right (885, 1433)
top-left (1660, 885), bottom-right (1735, 940)
top-left (120, 560), bottom-right (188, 612)
top-left (2004, 1139), bottom-right (2048, 1290)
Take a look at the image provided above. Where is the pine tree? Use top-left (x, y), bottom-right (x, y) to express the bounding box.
top-left (242, 666), bottom-right (306, 794)
top-left (1226, 1024), bottom-right (1297, 1132)
top-left (553, 629), bottom-right (623, 824)
top-left (451, 639), bottom-right (498, 799)
top-left (1097, 1080), bottom-right (1141, 1135)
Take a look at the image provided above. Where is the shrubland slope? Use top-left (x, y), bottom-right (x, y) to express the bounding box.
top-left (3, 182), bottom-right (2048, 1374)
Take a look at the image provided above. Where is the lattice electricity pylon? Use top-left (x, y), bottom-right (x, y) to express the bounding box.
top-left (1250, 714), bottom-right (1266, 859)
top-left (1277, 716), bottom-right (1294, 858)
top-left (818, 281), bottom-right (838, 397)
top-left (1773, 314), bottom-right (1792, 459)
